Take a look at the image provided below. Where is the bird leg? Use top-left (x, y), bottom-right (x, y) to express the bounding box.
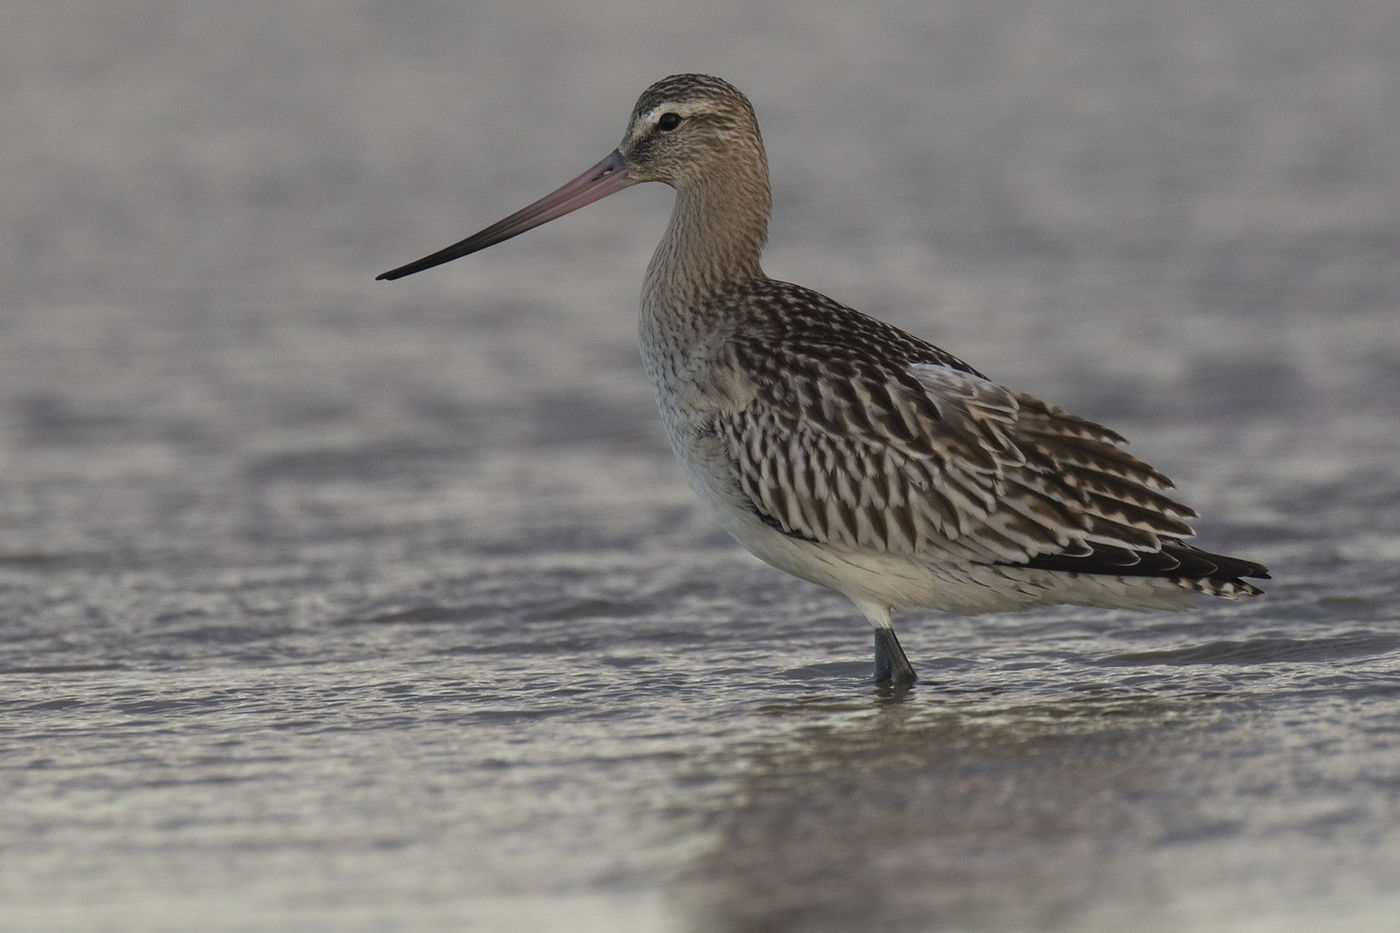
top-left (873, 625), bottom-right (917, 685)
top-left (856, 599), bottom-right (918, 686)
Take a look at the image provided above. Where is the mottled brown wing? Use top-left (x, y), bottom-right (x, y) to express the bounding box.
top-left (717, 352), bottom-right (1199, 566)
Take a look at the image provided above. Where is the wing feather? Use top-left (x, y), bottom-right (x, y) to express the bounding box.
top-left (694, 278), bottom-right (1266, 590)
top-left (697, 280), bottom-right (1271, 588)
top-left (719, 336), bottom-right (1203, 568)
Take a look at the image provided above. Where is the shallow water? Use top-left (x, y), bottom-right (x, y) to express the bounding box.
top-left (3, 2), bottom-right (1399, 931)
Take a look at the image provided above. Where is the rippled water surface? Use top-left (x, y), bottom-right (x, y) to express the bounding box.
top-left (3, 2), bottom-right (1399, 931)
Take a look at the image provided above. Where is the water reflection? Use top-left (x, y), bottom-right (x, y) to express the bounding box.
top-left (673, 692), bottom-right (1240, 932)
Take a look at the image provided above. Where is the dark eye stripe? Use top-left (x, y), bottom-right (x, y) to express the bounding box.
top-left (657, 112), bottom-right (682, 131)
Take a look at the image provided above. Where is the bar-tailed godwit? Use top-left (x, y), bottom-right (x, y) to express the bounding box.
top-left (379, 74), bottom-right (1268, 686)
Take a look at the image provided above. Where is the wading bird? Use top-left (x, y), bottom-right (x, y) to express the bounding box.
top-left (379, 75), bottom-right (1268, 686)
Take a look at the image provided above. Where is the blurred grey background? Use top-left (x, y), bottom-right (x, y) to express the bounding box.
top-left (3, 2), bottom-right (1398, 931)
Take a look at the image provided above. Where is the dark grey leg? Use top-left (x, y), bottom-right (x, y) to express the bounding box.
top-left (873, 627), bottom-right (917, 685)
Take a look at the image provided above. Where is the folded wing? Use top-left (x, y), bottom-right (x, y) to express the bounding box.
top-left (718, 335), bottom-right (1263, 589)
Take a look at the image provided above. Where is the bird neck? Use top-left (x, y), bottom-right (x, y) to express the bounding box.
top-left (643, 168), bottom-right (771, 312)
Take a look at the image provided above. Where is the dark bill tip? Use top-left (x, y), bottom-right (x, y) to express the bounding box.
top-left (377, 149), bottom-right (635, 281)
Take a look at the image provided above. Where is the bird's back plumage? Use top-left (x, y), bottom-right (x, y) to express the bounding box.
top-left (683, 279), bottom-right (1267, 612)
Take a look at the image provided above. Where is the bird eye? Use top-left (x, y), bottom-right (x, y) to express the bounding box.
top-left (657, 112), bottom-right (683, 132)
